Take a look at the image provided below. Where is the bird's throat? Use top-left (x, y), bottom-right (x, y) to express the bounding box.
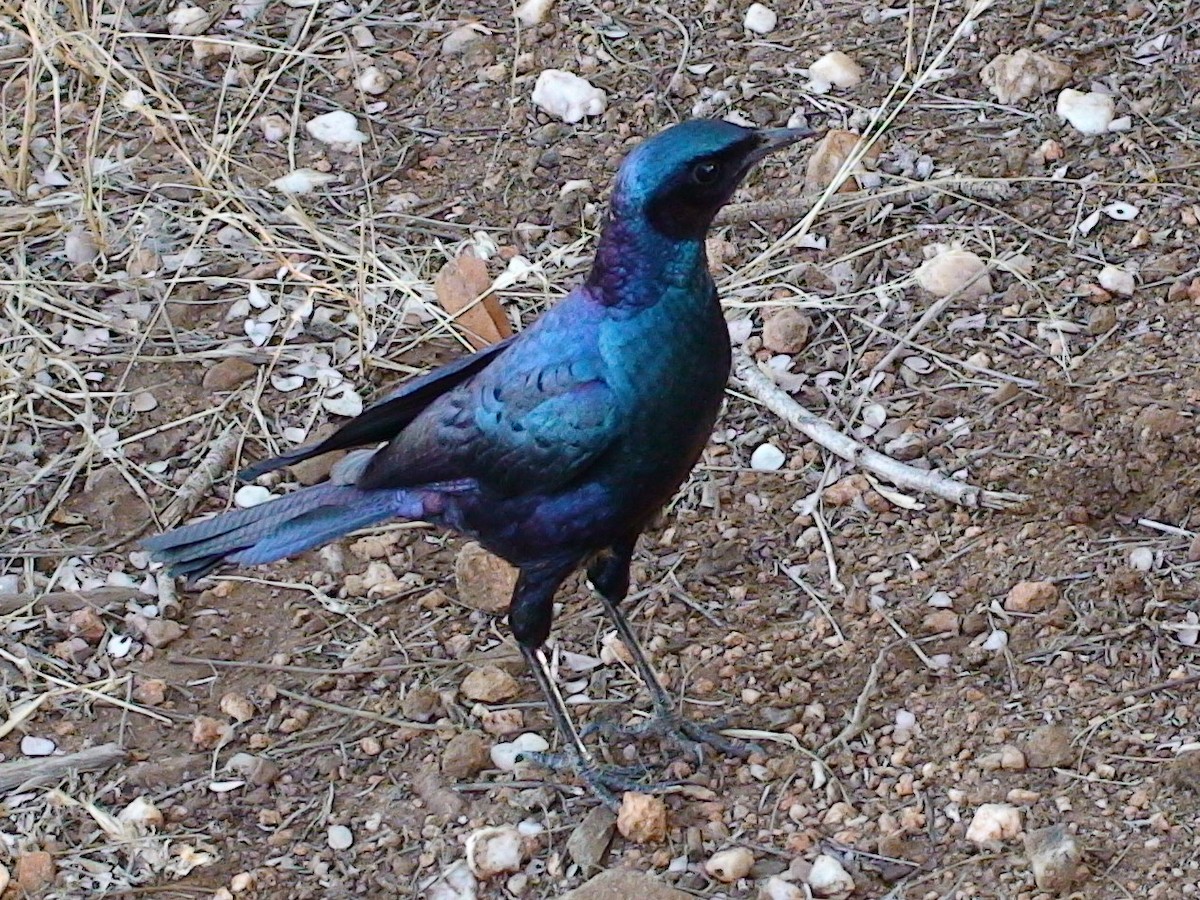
top-left (585, 213), bottom-right (709, 310)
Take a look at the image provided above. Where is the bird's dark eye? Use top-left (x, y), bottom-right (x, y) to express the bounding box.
top-left (691, 161), bottom-right (722, 185)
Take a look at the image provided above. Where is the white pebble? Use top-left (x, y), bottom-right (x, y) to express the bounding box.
top-left (807, 853), bottom-right (855, 896)
top-left (233, 485), bottom-right (273, 508)
top-left (1128, 547), bottom-right (1154, 571)
top-left (966, 803), bottom-right (1022, 846)
top-left (426, 861), bottom-right (477, 900)
top-left (305, 110), bottom-right (367, 147)
top-left (928, 591), bottom-right (954, 608)
top-left (490, 732), bottom-right (549, 771)
top-left (269, 169), bottom-right (337, 194)
top-left (1098, 264), bottom-right (1135, 296)
top-left (914, 248), bottom-right (992, 299)
top-left (727, 317), bottom-right (753, 344)
top-left (259, 114), bottom-right (288, 143)
top-left (761, 876), bottom-right (805, 900)
top-left (704, 847), bottom-right (754, 883)
top-left (327, 824), bottom-right (354, 850)
top-left (20, 735), bottom-right (57, 757)
top-left (895, 709), bottom-right (916, 730)
top-left (982, 630), bottom-right (1009, 651)
top-left (1056, 88), bottom-right (1115, 135)
top-left (743, 3), bottom-right (778, 34)
top-left (809, 51), bottom-right (864, 90)
top-left (166, 4), bottom-right (209, 35)
top-left (466, 825), bottom-right (524, 878)
top-left (531, 69), bottom-right (607, 123)
top-left (355, 66), bottom-right (390, 95)
top-left (516, 0), bottom-right (556, 25)
top-left (750, 442), bottom-right (786, 471)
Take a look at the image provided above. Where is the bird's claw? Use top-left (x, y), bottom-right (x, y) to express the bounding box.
top-left (582, 712), bottom-right (763, 763)
top-left (516, 749), bottom-right (688, 809)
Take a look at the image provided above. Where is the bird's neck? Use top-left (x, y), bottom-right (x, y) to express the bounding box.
top-left (585, 210), bottom-right (710, 310)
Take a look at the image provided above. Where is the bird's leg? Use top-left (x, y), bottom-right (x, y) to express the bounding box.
top-left (507, 562), bottom-right (683, 807)
top-left (584, 540), bottom-right (762, 762)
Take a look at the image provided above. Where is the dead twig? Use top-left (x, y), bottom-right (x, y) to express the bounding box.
top-left (731, 348), bottom-right (1028, 510)
top-left (0, 742), bottom-right (125, 793)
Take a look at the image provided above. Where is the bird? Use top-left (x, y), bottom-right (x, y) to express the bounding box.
top-left (144, 118), bottom-right (813, 806)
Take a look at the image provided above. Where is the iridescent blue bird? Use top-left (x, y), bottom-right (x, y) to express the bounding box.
top-left (145, 119), bottom-right (812, 804)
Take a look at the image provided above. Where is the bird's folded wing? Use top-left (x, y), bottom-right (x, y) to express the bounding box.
top-left (359, 359), bottom-right (622, 496)
top-left (238, 335), bottom-right (516, 480)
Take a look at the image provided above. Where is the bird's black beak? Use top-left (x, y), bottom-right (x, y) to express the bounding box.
top-left (749, 126), bottom-right (817, 162)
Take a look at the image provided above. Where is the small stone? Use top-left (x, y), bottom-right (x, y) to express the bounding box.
top-left (915, 248), bottom-right (992, 299)
top-left (1023, 723), bottom-right (1074, 768)
top-left (202, 358), bottom-right (257, 392)
top-left (230, 872), bottom-right (255, 893)
top-left (191, 715), bottom-right (231, 750)
top-left (567, 806), bottom-right (617, 872)
top-left (921, 609), bottom-right (960, 635)
top-left (67, 607), bottom-right (106, 643)
top-left (803, 129), bottom-right (882, 194)
top-left (560, 869), bottom-right (690, 900)
top-left (760, 876), bottom-right (805, 900)
top-left (327, 824), bottom-right (354, 851)
top-left (219, 692), bottom-right (255, 723)
top-left (401, 687), bottom-right (442, 722)
top-left (1129, 547), bottom-right (1155, 571)
top-left (133, 677), bottom-right (168, 706)
top-left (15, 851), bottom-right (55, 893)
top-left (1025, 824), bottom-right (1081, 892)
top-left (762, 308), bottom-right (813, 354)
top-left (226, 752), bottom-right (280, 785)
top-left (118, 796), bottom-right (164, 829)
top-left (455, 542), bottom-right (518, 613)
top-left (704, 847), bottom-right (754, 883)
top-left (1000, 745), bottom-right (1027, 771)
top-left (466, 825), bottom-right (524, 878)
top-left (966, 803), bottom-right (1022, 847)
top-left (750, 443), bottom-right (786, 471)
top-left (1187, 535), bottom-right (1200, 564)
top-left (21, 735), bottom-right (56, 757)
top-left (478, 707), bottom-right (524, 735)
top-left (1057, 88), bottom-right (1116, 135)
top-left (461, 665), bottom-right (520, 703)
top-left (141, 618), bottom-right (185, 648)
top-left (441, 23), bottom-right (489, 56)
top-left (1087, 305), bottom-right (1117, 335)
top-left (743, 3), bottom-right (777, 34)
top-left (617, 792), bottom-right (668, 844)
top-left (531, 69), bottom-right (607, 124)
top-left (979, 49), bottom-right (1071, 104)
top-left (822, 474), bottom-right (868, 507)
top-left (355, 65), bottom-right (389, 95)
top-left (1005, 580), bottom-right (1058, 613)
top-left (808, 51), bottom-right (864, 90)
top-left (442, 732), bottom-right (491, 779)
top-left (1098, 264), bottom-right (1135, 296)
top-left (806, 854), bottom-right (855, 897)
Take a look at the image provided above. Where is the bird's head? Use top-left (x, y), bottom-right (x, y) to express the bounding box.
top-left (612, 119), bottom-right (813, 241)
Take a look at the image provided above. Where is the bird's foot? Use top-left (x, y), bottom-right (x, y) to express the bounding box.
top-left (582, 711), bottom-right (763, 763)
top-left (517, 748), bottom-right (686, 809)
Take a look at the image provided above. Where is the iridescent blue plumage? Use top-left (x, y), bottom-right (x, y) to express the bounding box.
top-left (145, 119), bottom-right (812, 804)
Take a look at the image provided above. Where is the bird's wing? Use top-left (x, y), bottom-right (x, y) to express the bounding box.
top-left (238, 335), bottom-right (517, 480)
top-left (359, 356), bottom-right (622, 496)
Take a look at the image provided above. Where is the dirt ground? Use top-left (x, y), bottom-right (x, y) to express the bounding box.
top-left (1, 0), bottom-right (1199, 897)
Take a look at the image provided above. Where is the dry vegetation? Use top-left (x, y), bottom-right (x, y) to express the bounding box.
top-left (0, 0), bottom-right (1198, 897)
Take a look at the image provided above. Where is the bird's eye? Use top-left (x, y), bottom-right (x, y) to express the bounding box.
top-left (691, 161), bottom-right (722, 185)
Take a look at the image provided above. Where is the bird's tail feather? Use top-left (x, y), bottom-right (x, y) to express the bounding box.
top-left (143, 484), bottom-right (416, 582)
